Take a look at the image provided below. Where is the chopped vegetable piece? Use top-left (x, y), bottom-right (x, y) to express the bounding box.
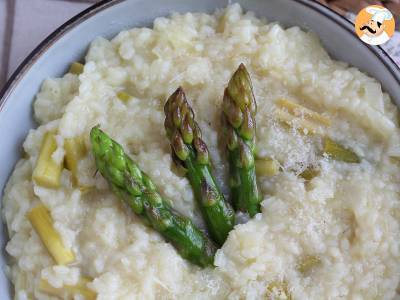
top-left (397, 110), bottom-right (400, 126)
top-left (32, 132), bottom-right (63, 188)
top-left (297, 255), bottom-right (322, 274)
top-left (277, 98), bottom-right (331, 126)
top-left (217, 13), bottom-right (228, 33)
top-left (39, 277), bottom-right (96, 300)
top-left (276, 109), bottom-right (323, 135)
top-left (117, 91), bottom-right (132, 102)
top-left (64, 136), bottom-right (87, 185)
top-left (79, 185), bottom-right (94, 194)
top-left (255, 158), bottom-right (280, 177)
top-left (300, 167), bottom-right (320, 181)
top-left (69, 62), bottom-right (84, 75)
top-left (266, 281), bottom-right (292, 300)
top-left (27, 205), bottom-right (75, 265)
top-left (323, 137), bottom-right (360, 163)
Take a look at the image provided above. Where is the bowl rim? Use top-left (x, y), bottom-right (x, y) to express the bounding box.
top-left (1, 0), bottom-right (400, 113)
top-left (0, 0), bottom-right (399, 297)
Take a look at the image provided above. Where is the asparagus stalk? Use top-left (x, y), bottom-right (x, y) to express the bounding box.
top-left (222, 64), bottom-right (261, 216)
top-left (90, 127), bottom-right (216, 267)
top-left (164, 88), bottom-right (235, 246)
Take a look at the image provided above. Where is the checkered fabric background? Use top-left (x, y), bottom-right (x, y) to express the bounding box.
top-left (0, 0), bottom-right (399, 89)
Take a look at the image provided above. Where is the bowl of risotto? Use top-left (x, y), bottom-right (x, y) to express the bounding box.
top-left (1, 0), bottom-right (400, 299)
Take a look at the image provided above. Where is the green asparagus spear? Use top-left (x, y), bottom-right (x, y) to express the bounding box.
top-left (164, 88), bottom-right (235, 246)
top-left (222, 64), bottom-right (261, 217)
top-left (90, 127), bottom-right (216, 267)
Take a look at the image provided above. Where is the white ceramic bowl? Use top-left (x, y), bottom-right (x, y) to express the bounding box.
top-left (1, 0), bottom-right (399, 298)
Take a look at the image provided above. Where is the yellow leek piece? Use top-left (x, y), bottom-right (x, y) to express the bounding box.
top-left (266, 281), bottom-right (292, 300)
top-left (27, 205), bottom-right (75, 265)
top-left (117, 91), bottom-right (132, 102)
top-left (33, 132), bottom-right (63, 188)
top-left (276, 109), bottom-right (322, 135)
top-left (297, 255), bottom-right (322, 274)
top-left (39, 277), bottom-right (96, 300)
top-left (323, 137), bottom-right (360, 163)
top-left (277, 98), bottom-right (331, 126)
top-left (69, 62), bottom-right (84, 75)
top-left (64, 136), bottom-right (87, 185)
top-left (255, 158), bottom-right (280, 177)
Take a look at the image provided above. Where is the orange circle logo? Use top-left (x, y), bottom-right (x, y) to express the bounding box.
top-left (355, 5), bottom-right (395, 45)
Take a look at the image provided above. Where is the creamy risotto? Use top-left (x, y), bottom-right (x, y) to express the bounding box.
top-left (3, 4), bottom-right (400, 299)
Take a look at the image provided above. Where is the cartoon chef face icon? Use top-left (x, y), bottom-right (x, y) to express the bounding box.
top-left (356, 6), bottom-right (395, 46)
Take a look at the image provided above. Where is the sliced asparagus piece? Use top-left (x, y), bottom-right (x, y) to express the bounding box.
top-left (117, 91), bottom-right (132, 102)
top-left (300, 166), bottom-right (320, 181)
top-left (266, 281), bottom-right (292, 300)
top-left (297, 255), bottom-right (322, 274)
top-left (275, 109), bottom-right (323, 135)
top-left (164, 87), bottom-right (235, 245)
top-left (90, 127), bottom-right (216, 267)
top-left (27, 205), bottom-right (75, 265)
top-left (39, 277), bottom-right (96, 300)
top-left (69, 62), bottom-right (84, 75)
top-left (64, 136), bottom-right (87, 185)
top-left (255, 157), bottom-right (280, 177)
top-left (222, 64), bottom-right (261, 216)
top-left (323, 137), bottom-right (360, 163)
top-left (276, 98), bottom-right (331, 126)
top-left (33, 132), bottom-right (63, 188)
